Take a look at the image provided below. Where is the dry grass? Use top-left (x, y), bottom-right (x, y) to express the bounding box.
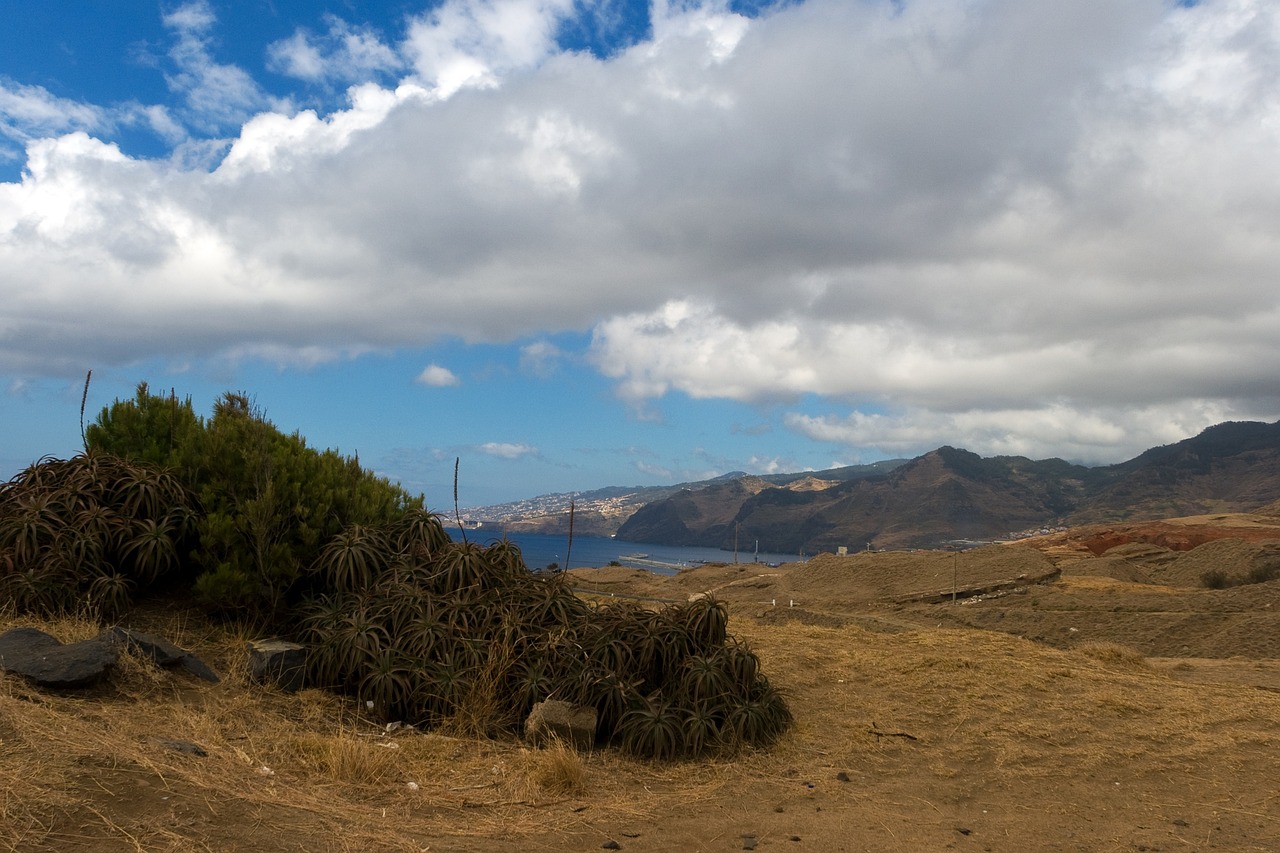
top-left (524, 737), bottom-right (589, 797)
top-left (286, 726), bottom-right (402, 784)
top-left (0, 605), bottom-right (658, 851)
top-left (5, 584), bottom-right (1280, 851)
top-left (439, 627), bottom-right (522, 740)
top-left (1074, 640), bottom-right (1150, 669)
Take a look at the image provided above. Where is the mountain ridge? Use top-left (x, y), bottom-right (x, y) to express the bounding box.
top-left (469, 421), bottom-right (1280, 551)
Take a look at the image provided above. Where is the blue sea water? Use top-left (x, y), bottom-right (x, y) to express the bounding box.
top-left (448, 530), bottom-right (807, 575)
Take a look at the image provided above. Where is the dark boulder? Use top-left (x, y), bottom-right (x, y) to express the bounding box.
top-left (247, 639), bottom-right (307, 693)
top-left (0, 627), bottom-right (119, 688)
top-left (98, 626), bottom-right (220, 683)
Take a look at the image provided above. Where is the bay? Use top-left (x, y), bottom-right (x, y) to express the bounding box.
top-left (448, 529), bottom-right (808, 575)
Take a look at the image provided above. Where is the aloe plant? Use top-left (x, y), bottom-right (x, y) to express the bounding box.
top-left (359, 649), bottom-right (415, 720)
top-left (620, 693), bottom-right (684, 760)
top-left (313, 525), bottom-right (390, 593)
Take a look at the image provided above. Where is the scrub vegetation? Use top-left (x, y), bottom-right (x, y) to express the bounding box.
top-left (0, 382), bottom-right (790, 759)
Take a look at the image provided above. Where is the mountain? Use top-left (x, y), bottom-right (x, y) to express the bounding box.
top-left (1070, 420), bottom-right (1280, 522)
top-left (463, 460), bottom-right (907, 536)
top-left (612, 421), bottom-right (1280, 552)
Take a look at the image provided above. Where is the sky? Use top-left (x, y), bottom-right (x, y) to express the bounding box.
top-left (2, 0), bottom-right (1279, 509)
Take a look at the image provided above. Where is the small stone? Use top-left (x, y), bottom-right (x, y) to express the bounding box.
top-left (956, 827), bottom-right (972, 836)
top-left (742, 835), bottom-right (758, 851)
top-left (1172, 819), bottom-right (1189, 827)
top-left (790, 836), bottom-right (801, 842)
top-left (835, 771), bottom-right (851, 782)
top-left (774, 805), bottom-right (785, 813)
top-left (602, 841), bottom-right (621, 850)
top-left (621, 831), bottom-right (641, 838)
top-left (162, 739), bottom-right (207, 757)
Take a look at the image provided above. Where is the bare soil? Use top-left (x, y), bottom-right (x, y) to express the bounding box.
top-left (5, 512), bottom-right (1280, 851)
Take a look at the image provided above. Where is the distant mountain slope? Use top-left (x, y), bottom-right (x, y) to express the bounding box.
top-left (1071, 421), bottom-right (1280, 523)
top-left (464, 459), bottom-right (908, 536)
top-left (606, 476), bottom-right (775, 546)
top-left (612, 421), bottom-right (1280, 552)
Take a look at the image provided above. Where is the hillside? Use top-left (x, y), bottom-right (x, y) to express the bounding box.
top-left (465, 459), bottom-right (907, 536)
top-left (9, 509), bottom-right (1280, 851)
top-left (614, 420), bottom-right (1280, 552)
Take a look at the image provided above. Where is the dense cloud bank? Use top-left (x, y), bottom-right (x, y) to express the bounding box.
top-left (2, 0), bottom-right (1279, 462)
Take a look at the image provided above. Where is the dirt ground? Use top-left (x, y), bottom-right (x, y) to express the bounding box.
top-left (4, 512), bottom-right (1280, 852)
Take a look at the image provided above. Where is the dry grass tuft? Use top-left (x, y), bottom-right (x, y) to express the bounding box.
top-left (440, 627), bottom-right (522, 740)
top-left (0, 608), bottom-right (103, 643)
top-left (289, 727), bottom-right (401, 784)
top-left (1075, 640), bottom-right (1150, 669)
top-left (524, 738), bottom-right (588, 797)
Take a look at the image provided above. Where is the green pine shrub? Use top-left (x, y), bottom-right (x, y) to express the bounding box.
top-left (85, 383), bottom-right (423, 618)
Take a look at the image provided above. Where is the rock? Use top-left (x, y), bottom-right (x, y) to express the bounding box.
top-left (163, 739), bottom-right (208, 757)
top-left (742, 835), bottom-right (758, 851)
top-left (0, 627), bottom-right (118, 688)
top-left (175, 654), bottom-right (221, 684)
top-left (524, 699), bottom-right (597, 751)
top-left (99, 627), bottom-right (220, 683)
top-left (602, 841), bottom-right (621, 850)
top-left (247, 639), bottom-right (307, 693)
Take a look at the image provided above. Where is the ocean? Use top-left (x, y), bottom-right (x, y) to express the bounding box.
top-left (447, 530), bottom-right (807, 575)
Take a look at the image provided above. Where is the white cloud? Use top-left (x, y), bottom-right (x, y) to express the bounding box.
top-left (267, 16), bottom-right (402, 84)
top-left (784, 402), bottom-right (1248, 466)
top-left (746, 455), bottom-right (784, 476)
top-left (268, 33), bottom-right (327, 82)
top-left (2, 0), bottom-right (1280, 465)
top-left (519, 340), bottom-right (565, 377)
top-left (404, 0), bottom-right (578, 98)
top-left (478, 441), bottom-right (537, 459)
top-left (161, 1), bottom-right (278, 131)
top-left (633, 459), bottom-right (674, 480)
top-left (0, 81), bottom-right (106, 144)
top-left (417, 363), bottom-right (461, 386)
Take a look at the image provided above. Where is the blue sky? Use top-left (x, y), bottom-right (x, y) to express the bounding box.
top-left (2, 0), bottom-right (1279, 509)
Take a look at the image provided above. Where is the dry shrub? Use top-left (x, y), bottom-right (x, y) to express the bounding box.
top-left (441, 632), bottom-right (520, 740)
top-left (1075, 641), bottom-right (1149, 669)
top-left (524, 738), bottom-right (588, 797)
top-left (290, 728), bottom-right (401, 784)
